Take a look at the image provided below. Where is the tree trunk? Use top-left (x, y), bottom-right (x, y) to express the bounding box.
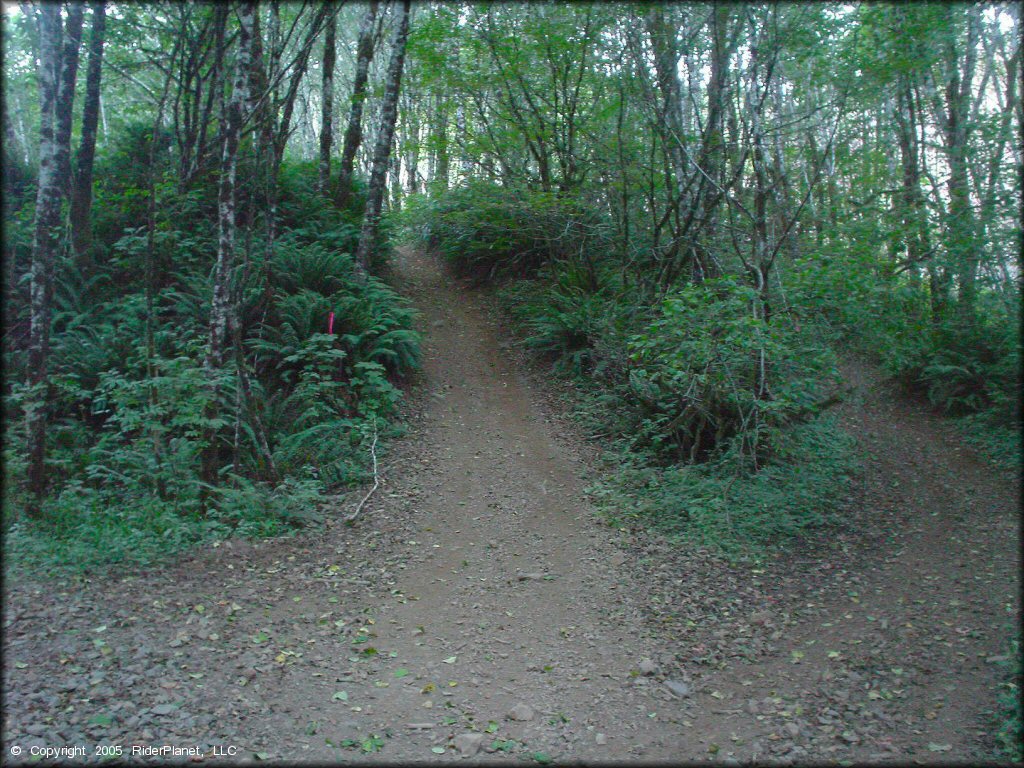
top-left (645, 6), bottom-right (687, 278)
top-left (691, 2), bottom-right (733, 280)
top-left (55, 2), bottom-right (85, 199)
top-left (389, 151), bottom-right (402, 211)
top-left (354, 0), bottom-right (411, 273)
top-left (317, 5), bottom-right (337, 195)
top-left (942, 7), bottom-right (980, 324)
top-left (337, 0), bottom-right (379, 208)
top-left (202, 0), bottom-right (256, 491)
top-left (271, 6), bottom-right (330, 171)
top-left (70, 0), bottom-right (106, 256)
top-left (404, 91), bottom-right (420, 194)
top-left (26, 4), bottom-right (65, 512)
top-left (894, 73), bottom-right (932, 284)
top-left (433, 89), bottom-right (449, 188)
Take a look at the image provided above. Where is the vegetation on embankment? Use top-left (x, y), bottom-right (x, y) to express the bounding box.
top-left (400, 173), bottom-right (1018, 555)
top-left (402, 184), bottom-right (858, 553)
top-left (3, 150), bottom-right (419, 572)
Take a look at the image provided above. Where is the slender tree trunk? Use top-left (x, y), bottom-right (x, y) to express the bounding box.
top-left (26, 5), bottom-right (65, 512)
top-left (646, 6), bottom-right (687, 278)
top-left (202, 0), bottom-right (256, 491)
top-left (317, 5), bottom-right (337, 195)
top-left (404, 92), bottom-right (420, 194)
top-left (337, 0), bottom-right (379, 208)
top-left (894, 74), bottom-right (932, 282)
top-left (389, 151), bottom-right (402, 211)
top-left (615, 78), bottom-right (630, 254)
top-left (354, 0), bottom-right (411, 273)
top-left (456, 102), bottom-right (469, 181)
top-left (691, 2), bottom-right (733, 280)
top-left (271, 6), bottom-right (330, 170)
top-left (942, 7), bottom-right (980, 324)
top-left (55, 3), bottom-right (85, 200)
top-left (144, 58), bottom-right (178, 503)
top-left (70, 0), bottom-right (106, 256)
top-left (433, 89), bottom-right (449, 188)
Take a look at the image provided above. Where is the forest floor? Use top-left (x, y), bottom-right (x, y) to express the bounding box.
top-left (3, 248), bottom-right (1020, 765)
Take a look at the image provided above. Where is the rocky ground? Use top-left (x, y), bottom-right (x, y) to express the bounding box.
top-left (3, 248), bottom-right (1019, 765)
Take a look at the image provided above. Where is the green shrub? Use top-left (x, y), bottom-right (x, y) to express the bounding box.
top-left (788, 244), bottom-right (1020, 443)
top-left (500, 260), bottom-right (632, 378)
top-left (626, 277), bottom-right (841, 464)
top-left (403, 181), bottom-right (612, 282)
top-left (589, 416), bottom-right (856, 552)
top-left (3, 158), bottom-right (420, 572)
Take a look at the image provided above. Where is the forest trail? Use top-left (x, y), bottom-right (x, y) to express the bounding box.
top-left (3, 249), bottom-right (1019, 764)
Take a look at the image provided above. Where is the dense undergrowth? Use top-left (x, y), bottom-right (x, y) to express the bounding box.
top-left (2, 133), bottom-right (419, 573)
top-left (403, 183), bottom-right (859, 554)
top-left (405, 181), bottom-right (1021, 758)
top-left (791, 241), bottom-right (1021, 473)
top-left (403, 181), bottom-right (1018, 554)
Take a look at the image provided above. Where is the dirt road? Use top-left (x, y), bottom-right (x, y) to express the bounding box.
top-left (3, 249), bottom-right (1018, 764)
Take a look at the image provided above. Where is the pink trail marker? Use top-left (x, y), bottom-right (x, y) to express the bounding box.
top-left (327, 311), bottom-right (335, 334)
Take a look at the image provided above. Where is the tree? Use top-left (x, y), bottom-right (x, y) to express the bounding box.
top-left (354, 0), bottom-right (411, 273)
top-left (317, 4), bottom-right (338, 195)
top-left (26, 4), bottom-right (74, 509)
top-left (54, 2), bottom-right (84, 198)
top-left (201, 0), bottom-right (257, 490)
top-left (70, 0), bottom-right (106, 256)
top-left (938, 6), bottom-right (981, 324)
top-left (337, 0), bottom-right (379, 208)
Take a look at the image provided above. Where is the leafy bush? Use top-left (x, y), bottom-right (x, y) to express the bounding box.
top-left (589, 416), bottom-right (856, 551)
top-left (501, 260), bottom-right (632, 378)
top-left (788, 244), bottom-right (1020, 453)
top-left (403, 181), bottom-right (612, 282)
top-left (626, 278), bottom-right (841, 465)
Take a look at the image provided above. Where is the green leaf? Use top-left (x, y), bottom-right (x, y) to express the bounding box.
top-left (431, 746), bottom-right (446, 754)
top-left (332, 691), bottom-right (349, 701)
top-left (394, 668), bottom-right (410, 678)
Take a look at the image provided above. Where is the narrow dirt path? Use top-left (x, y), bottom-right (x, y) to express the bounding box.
top-left (3, 249), bottom-right (1019, 765)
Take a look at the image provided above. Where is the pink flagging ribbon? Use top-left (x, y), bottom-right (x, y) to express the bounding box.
top-left (327, 311), bottom-right (335, 335)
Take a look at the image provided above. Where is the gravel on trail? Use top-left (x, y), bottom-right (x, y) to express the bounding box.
top-left (3, 248), bottom-right (1019, 764)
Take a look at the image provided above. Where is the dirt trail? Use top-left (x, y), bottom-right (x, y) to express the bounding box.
top-left (281, 246), bottom-right (695, 761)
top-left (3, 248), bottom-right (1019, 765)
